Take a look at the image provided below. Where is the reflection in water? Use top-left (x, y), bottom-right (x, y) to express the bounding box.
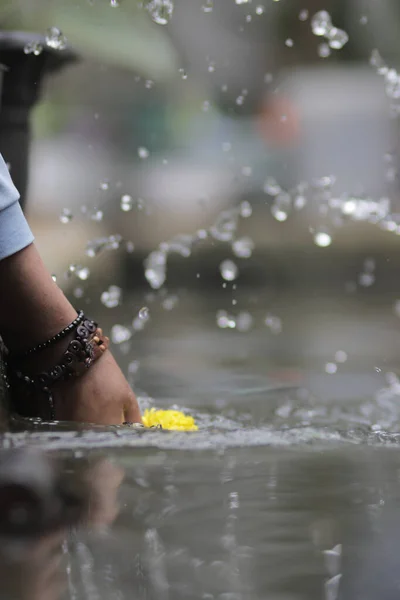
top-left (0, 450), bottom-right (124, 600)
top-left (2, 443), bottom-right (400, 598)
top-left (2, 294), bottom-right (400, 599)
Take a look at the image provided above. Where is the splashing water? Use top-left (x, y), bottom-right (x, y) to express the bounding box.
top-left (24, 42), bottom-right (43, 56)
top-left (45, 27), bottom-right (67, 50)
top-left (311, 11), bottom-right (348, 51)
top-left (144, 251), bottom-right (167, 290)
top-left (101, 285), bottom-right (122, 308)
top-left (111, 324), bottom-right (132, 344)
top-left (144, 0), bottom-right (174, 25)
top-left (68, 265), bottom-right (90, 281)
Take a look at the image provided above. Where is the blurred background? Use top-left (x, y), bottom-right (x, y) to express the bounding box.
top-left (3, 4), bottom-right (400, 599)
top-left (1, 0), bottom-right (400, 410)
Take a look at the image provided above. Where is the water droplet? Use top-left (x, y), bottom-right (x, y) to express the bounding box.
top-left (263, 177), bottom-right (281, 196)
top-left (359, 272), bottom-right (375, 287)
top-left (232, 236), bottom-right (254, 258)
top-left (70, 266), bottom-right (90, 281)
top-left (120, 194), bottom-right (133, 211)
top-left (111, 325), bottom-right (132, 344)
top-left (208, 60), bottom-right (215, 73)
top-left (45, 27), bottom-right (67, 50)
top-left (145, 79), bottom-right (154, 89)
top-left (90, 208), bottom-right (103, 221)
top-left (73, 287), bottom-right (84, 298)
top-left (325, 362), bottom-right (337, 374)
top-left (179, 67), bottom-right (188, 79)
top-left (271, 207), bottom-right (288, 222)
top-left (236, 95), bottom-right (245, 106)
top-left (139, 307), bottom-right (150, 321)
top-left (318, 43), bottom-right (331, 58)
top-left (110, 0), bottom-right (120, 6)
top-left (210, 210), bottom-right (238, 241)
top-left (100, 180), bottom-right (110, 191)
top-left (144, 250), bottom-right (167, 289)
top-left (126, 241), bottom-right (135, 253)
top-left (265, 314), bottom-right (282, 334)
top-left (51, 274), bottom-right (57, 282)
top-left (220, 259), bottom-right (238, 281)
top-left (216, 310), bottom-right (236, 329)
top-left (201, 0), bottom-right (213, 12)
top-left (144, 0), bottom-right (173, 25)
top-left (363, 257), bottom-right (375, 273)
top-left (240, 200), bottom-right (252, 218)
top-left (299, 9), bottom-right (309, 21)
top-left (294, 195), bottom-right (307, 210)
top-left (24, 42), bottom-right (43, 55)
top-left (314, 231), bottom-right (332, 247)
top-left (165, 233), bottom-right (193, 257)
top-left (236, 311), bottom-right (253, 332)
top-left (311, 10), bottom-right (332, 37)
top-left (235, 0), bottom-right (250, 4)
top-left (197, 228), bottom-right (208, 239)
top-left (128, 360), bottom-right (140, 375)
top-left (313, 175), bottom-right (335, 189)
top-left (271, 192), bottom-right (291, 222)
top-left (162, 295), bottom-right (178, 310)
top-left (202, 100), bottom-right (211, 111)
top-left (245, 14), bottom-right (252, 22)
top-left (255, 5), bottom-right (264, 15)
top-left (335, 350), bottom-right (348, 363)
top-left (327, 27), bottom-right (349, 50)
top-left (101, 285), bottom-right (122, 308)
top-left (375, 366), bottom-right (382, 373)
top-left (360, 15), bottom-right (368, 25)
top-left (59, 208), bottom-right (73, 224)
top-left (285, 38), bottom-right (294, 48)
top-left (138, 146), bottom-right (150, 159)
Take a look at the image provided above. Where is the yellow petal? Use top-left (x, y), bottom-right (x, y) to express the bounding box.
top-left (142, 409), bottom-right (198, 431)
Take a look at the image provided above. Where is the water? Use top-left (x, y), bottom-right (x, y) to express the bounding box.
top-left (3, 289), bottom-right (400, 598)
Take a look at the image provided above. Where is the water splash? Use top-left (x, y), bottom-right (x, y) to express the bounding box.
top-left (144, 0), bottom-right (174, 25)
top-left (86, 234), bottom-right (122, 257)
top-left (311, 11), bottom-right (348, 51)
top-left (101, 285), bottom-right (122, 308)
top-left (24, 42), bottom-right (43, 55)
top-left (67, 264), bottom-right (90, 281)
top-left (111, 324), bottom-right (132, 344)
top-left (45, 27), bottom-right (67, 50)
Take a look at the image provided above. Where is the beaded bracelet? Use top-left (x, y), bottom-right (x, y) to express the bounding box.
top-left (6, 316), bottom-right (109, 420)
top-left (11, 311), bottom-right (85, 360)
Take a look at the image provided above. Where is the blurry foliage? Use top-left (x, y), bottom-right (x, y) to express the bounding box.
top-left (0, 0), bottom-right (178, 80)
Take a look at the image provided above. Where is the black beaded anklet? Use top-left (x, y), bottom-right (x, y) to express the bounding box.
top-left (11, 310), bottom-right (85, 360)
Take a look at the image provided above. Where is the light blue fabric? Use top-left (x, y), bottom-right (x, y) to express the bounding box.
top-left (0, 154), bottom-right (34, 260)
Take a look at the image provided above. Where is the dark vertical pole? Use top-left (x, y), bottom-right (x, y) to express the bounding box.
top-left (0, 32), bottom-right (76, 208)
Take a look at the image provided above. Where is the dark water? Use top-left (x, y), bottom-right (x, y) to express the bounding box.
top-left (2, 291), bottom-right (400, 600)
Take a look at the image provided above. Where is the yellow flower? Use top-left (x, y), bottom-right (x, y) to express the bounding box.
top-left (142, 409), bottom-right (198, 431)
